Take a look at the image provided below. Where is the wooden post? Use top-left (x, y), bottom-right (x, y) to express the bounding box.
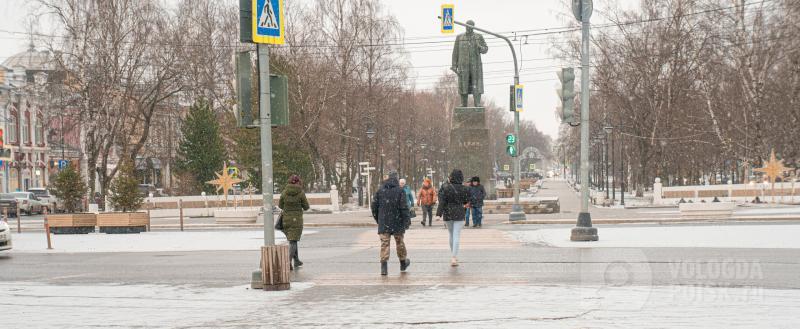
top-left (44, 207), bottom-right (52, 250)
top-left (179, 199), bottom-right (184, 232)
top-left (16, 203), bottom-right (21, 233)
top-left (260, 245), bottom-right (290, 291)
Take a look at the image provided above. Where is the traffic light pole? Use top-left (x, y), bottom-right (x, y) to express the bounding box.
top-left (257, 44), bottom-right (275, 246)
top-left (443, 18), bottom-right (525, 221)
top-left (571, 2), bottom-right (598, 241)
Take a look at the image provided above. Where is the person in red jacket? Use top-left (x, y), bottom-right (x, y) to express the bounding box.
top-left (417, 178), bottom-right (438, 227)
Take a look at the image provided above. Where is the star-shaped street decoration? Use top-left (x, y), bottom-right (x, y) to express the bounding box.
top-left (206, 163), bottom-right (243, 200)
top-left (754, 149), bottom-right (789, 183)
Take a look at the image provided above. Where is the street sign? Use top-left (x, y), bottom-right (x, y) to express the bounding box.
top-left (503, 164), bottom-right (510, 171)
top-left (572, 0), bottom-right (593, 21)
top-left (252, 0), bottom-right (284, 44)
top-left (514, 84), bottom-right (524, 112)
top-left (441, 4), bottom-right (454, 34)
top-left (58, 160), bottom-right (68, 169)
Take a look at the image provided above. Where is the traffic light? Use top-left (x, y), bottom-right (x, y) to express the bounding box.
top-left (506, 133), bottom-right (517, 157)
top-left (239, 0), bottom-right (253, 43)
top-left (557, 68), bottom-right (576, 124)
top-left (235, 51), bottom-right (289, 128)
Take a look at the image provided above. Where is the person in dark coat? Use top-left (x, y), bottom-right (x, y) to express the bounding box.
top-left (371, 171), bottom-right (412, 276)
top-left (465, 176), bottom-right (487, 228)
top-left (436, 169), bottom-right (470, 266)
top-left (279, 175), bottom-right (310, 270)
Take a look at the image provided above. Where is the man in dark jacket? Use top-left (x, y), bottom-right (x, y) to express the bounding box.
top-left (466, 176), bottom-right (487, 228)
top-left (371, 171), bottom-right (412, 276)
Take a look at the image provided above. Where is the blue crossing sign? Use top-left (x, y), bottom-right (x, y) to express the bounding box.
top-left (441, 4), bottom-right (454, 34)
top-left (252, 0), bottom-right (285, 44)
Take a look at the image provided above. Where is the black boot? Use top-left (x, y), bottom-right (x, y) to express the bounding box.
top-left (381, 261), bottom-right (388, 276)
top-left (400, 258), bottom-right (411, 272)
top-left (291, 241), bottom-right (303, 268)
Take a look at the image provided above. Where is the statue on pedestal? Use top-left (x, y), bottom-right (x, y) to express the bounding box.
top-left (451, 20), bottom-right (488, 107)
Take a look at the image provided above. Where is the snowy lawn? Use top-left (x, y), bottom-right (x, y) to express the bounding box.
top-left (513, 224), bottom-right (800, 248)
top-left (8, 230), bottom-right (316, 253)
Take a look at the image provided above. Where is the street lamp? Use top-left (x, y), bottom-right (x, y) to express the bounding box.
top-left (358, 126), bottom-right (377, 207)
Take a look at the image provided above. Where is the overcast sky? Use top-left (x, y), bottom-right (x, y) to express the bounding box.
top-left (0, 0), bottom-right (638, 140)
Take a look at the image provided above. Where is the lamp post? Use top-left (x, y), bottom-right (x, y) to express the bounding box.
top-left (358, 126), bottom-right (377, 207)
top-left (604, 126), bottom-right (614, 203)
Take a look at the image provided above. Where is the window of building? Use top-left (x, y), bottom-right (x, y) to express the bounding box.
top-left (8, 112), bottom-right (17, 143)
top-left (22, 112), bottom-right (29, 144)
top-left (35, 115), bottom-right (43, 145)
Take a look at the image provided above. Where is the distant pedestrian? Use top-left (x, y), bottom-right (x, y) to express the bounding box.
top-left (400, 178), bottom-right (416, 220)
top-left (399, 178), bottom-right (415, 209)
top-left (372, 171), bottom-right (412, 276)
top-left (417, 178), bottom-right (438, 227)
top-left (465, 176), bottom-right (486, 228)
top-left (279, 175), bottom-right (310, 270)
top-left (436, 169), bottom-right (470, 266)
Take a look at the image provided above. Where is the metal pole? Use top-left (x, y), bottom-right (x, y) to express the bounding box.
top-left (611, 130), bottom-right (615, 203)
top-left (621, 136), bottom-right (626, 206)
top-left (358, 143), bottom-right (363, 207)
top-left (257, 44), bottom-right (275, 246)
top-left (571, 1), bottom-right (598, 241)
top-left (605, 137), bottom-right (609, 200)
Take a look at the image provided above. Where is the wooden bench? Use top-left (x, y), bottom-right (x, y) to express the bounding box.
top-left (47, 214), bottom-right (97, 234)
top-left (97, 212), bottom-right (150, 234)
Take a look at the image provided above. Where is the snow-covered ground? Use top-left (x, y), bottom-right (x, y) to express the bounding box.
top-left (8, 230), bottom-right (316, 253)
top-left (1, 281), bottom-right (797, 328)
top-left (513, 224), bottom-right (800, 248)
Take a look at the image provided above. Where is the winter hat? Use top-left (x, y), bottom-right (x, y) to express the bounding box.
top-left (388, 171), bottom-right (399, 180)
top-left (471, 176), bottom-right (480, 183)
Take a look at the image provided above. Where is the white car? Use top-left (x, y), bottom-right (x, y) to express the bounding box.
top-left (12, 192), bottom-right (44, 215)
top-left (28, 188), bottom-right (61, 212)
top-left (0, 221), bottom-right (11, 251)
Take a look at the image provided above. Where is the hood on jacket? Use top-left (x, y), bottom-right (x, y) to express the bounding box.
top-left (283, 184), bottom-right (302, 196)
top-left (449, 169), bottom-right (464, 185)
top-left (383, 177), bottom-right (399, 189)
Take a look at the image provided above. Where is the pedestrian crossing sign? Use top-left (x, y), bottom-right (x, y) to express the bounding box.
top-left (252, 0), bottom-right (284, 44)
top-left (441, 4), bottom-right (454, 34)
top-left (515, 84), bottom-right (524, 112)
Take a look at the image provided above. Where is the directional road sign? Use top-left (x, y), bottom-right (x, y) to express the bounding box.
top-left (252, 0), bottom-right (284, 44)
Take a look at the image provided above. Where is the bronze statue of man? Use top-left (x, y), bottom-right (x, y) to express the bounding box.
top-left (451, 20), bottom-right (488, 107)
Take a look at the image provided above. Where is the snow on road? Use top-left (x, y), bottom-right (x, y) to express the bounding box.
top-left (8, 230), bottom-right (316, 253)
top-left (514, 224), bottom-right (800, 248)
top-left (1, 281), bottom-right (797, 328)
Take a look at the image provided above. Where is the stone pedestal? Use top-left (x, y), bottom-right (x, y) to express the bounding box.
top-left (448, 107), bottom-right (496, 199)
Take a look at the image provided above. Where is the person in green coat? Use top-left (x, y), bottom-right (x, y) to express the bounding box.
top-left (279, 175), bottom-right (310, 269)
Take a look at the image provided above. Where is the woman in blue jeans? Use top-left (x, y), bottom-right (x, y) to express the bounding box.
top-left (436, 169), bottom-right (470, 266)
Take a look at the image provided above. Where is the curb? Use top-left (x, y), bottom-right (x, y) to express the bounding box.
top-left (507, 216), bottom-right (800, 225)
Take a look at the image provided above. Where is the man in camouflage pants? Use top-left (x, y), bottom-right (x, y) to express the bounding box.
top-left (372, 171), bottom-right (412, 276)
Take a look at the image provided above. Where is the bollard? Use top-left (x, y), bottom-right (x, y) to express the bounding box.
top-left (179, 199), bottom-right (184, 232)
top-left (44, 206), bottom-right (52, 250)
top-left (17, 204), bottom-right (21, 233)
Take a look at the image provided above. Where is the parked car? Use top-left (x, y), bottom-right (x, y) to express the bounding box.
top-left (0, 221), bottom-right (11, 251)
top-left (0, 194), bottom-right (18, 217)
top-left (12, 192), bottom-right (44, 215)
top-left (28, 188), bottom-right (61, 212)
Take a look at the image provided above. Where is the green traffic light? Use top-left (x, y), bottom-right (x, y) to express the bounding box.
top-left (506, 133), bottom-right (516, 145)
top-left (506, 145), bottom-right (517, 157)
